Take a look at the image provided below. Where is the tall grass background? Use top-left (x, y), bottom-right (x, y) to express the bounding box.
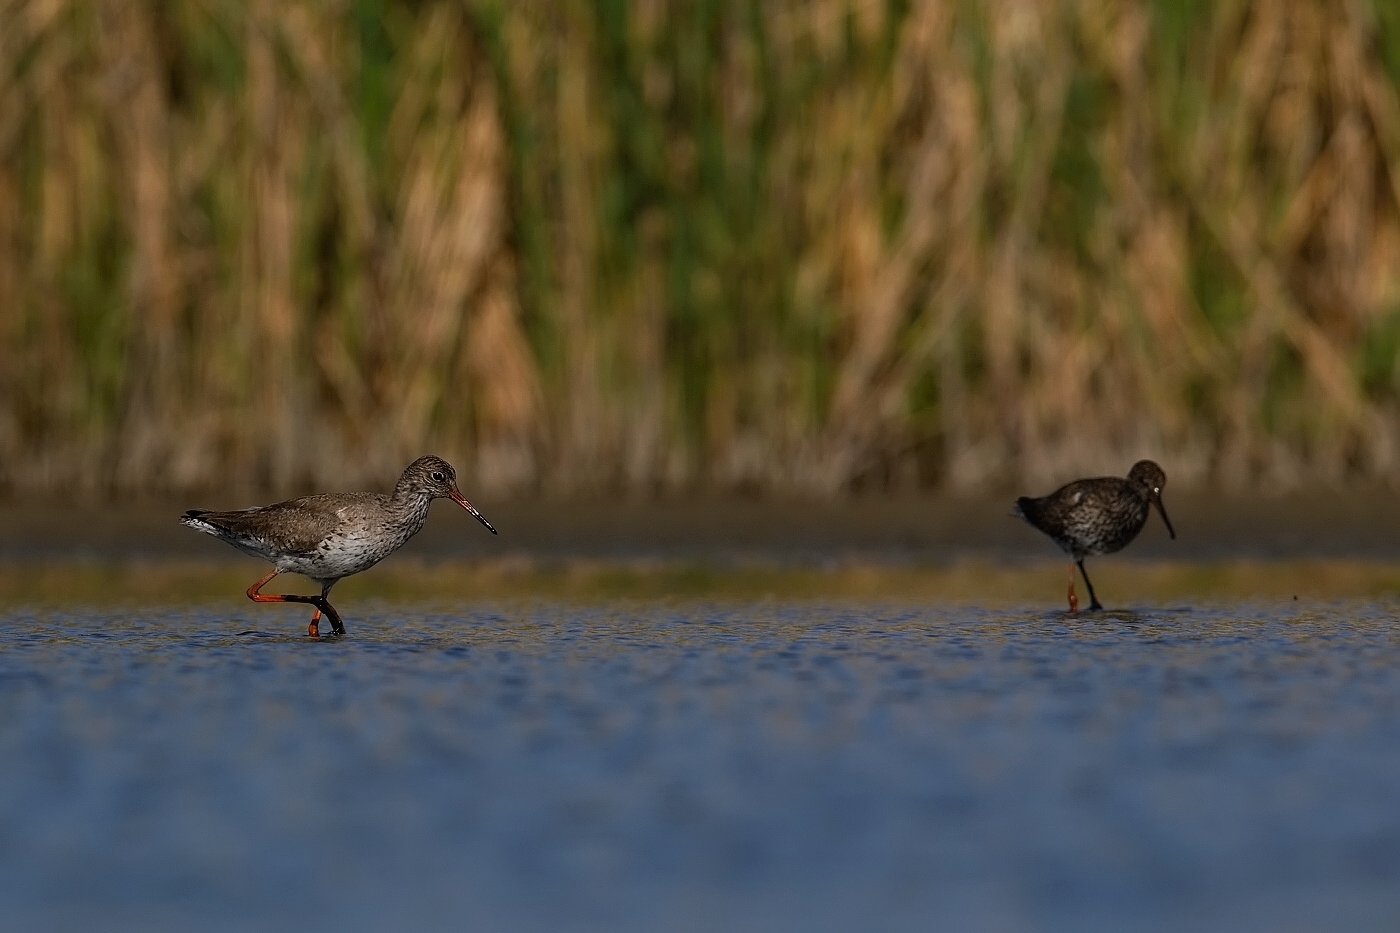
top-left (4, 0), bottom-right (1400, 499)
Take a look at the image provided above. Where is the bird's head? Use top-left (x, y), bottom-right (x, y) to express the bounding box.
top-left (1127, 460), bottom-right (1174, 540)
top-left (398, 456), bottom-right (497, 535)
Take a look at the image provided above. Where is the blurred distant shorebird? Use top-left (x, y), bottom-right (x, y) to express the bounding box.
top-left (1012, 460), bottom-right (1175, 611)
top-left (180, 456), bottom-right (497, 637)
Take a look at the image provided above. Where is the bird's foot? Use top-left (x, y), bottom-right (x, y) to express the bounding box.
top-left (313, 599), bottom-right (345, 636)
top-left (1067, 581), bottom-right (1080, 613)
top-left (308, 619), bottom-right (320, 638)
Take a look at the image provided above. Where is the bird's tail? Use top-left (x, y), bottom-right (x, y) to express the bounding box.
top-left (180, 509), bottom-right (217, 533)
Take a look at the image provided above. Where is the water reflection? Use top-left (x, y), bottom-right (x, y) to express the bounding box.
top-left (0, 602), bottom-right (1398, 931)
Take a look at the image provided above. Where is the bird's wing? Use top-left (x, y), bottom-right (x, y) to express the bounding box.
top-left (195, 494), bottom-right (368, 556)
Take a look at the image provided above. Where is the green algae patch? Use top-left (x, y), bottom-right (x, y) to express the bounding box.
top-left (5, 558), bottom-right (1400, 608)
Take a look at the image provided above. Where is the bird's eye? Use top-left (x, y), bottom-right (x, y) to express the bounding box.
top-left (431, 471), bottom-right (445, 482)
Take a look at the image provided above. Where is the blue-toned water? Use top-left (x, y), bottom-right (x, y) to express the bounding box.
top-left (1, 602), bottom-right (1398, 931)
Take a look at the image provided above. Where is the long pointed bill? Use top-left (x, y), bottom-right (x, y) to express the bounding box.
top-left (1153, 495), bottom-right (1176, 540)
top-left (449, 489), bottom-right (498, 535)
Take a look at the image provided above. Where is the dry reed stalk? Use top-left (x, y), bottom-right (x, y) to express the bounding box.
top-left (620, 207), bottom-right (669, 488)
top-left (461, 255), bottom-right (542, 489)
top-left (807, 3), bottom-right (966, 489)
top-left (553, 7), bottom-right (607, 491)
top-left (1178, 0), bottom-right (1400, 484)
top-left (379, 6), bottom-right (504, 462)
top-left (244, 0), bottom-right (306, 490)
top-left (103, 1), bottom-right (179, 491)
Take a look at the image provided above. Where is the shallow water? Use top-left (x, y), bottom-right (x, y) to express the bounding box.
top-left (1, 601), bottom-right (1398, 932)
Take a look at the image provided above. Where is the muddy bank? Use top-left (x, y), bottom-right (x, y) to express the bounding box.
top-left (2, 489), bottom-right (1399, 566)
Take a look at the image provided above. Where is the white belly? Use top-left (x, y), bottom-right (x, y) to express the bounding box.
top-left (276, 528), bottom-right (406, 581)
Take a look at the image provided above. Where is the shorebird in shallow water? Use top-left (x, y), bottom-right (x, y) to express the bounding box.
top-left (181, 456), bottom-right (497, 636)
top-left (1012, 460), bottom-right (1175, 611)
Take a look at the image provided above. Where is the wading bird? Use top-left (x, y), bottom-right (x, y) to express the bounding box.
top-left (1013, 460), bottom-right (1175, 611)
top-left (181, 456), bottom-right (496, 636)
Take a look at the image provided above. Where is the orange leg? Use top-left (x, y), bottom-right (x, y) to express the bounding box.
top-left (1067, 563), bottom-right (1080, 612)
top-left (246, 568), bottom-right (285, 602)
top-left (246, 568), bottom-right (344, 637)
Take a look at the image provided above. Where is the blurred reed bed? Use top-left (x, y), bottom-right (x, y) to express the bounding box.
top-left (3, 0), bottom-right (1400, 498)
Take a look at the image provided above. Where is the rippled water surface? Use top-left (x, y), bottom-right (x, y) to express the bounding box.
top-left (2, 601), bottom-right (1399, 931)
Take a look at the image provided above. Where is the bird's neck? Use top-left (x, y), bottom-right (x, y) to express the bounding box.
top-left (390, 488), bottom-right (434, 526)
top-left (390, 471), bottom-right (430, 502)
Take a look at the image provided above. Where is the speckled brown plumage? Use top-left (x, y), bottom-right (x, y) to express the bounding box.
top-left (181, 456), bottom-right (497, 636)
top-left (1012, 460), bottom-right (1176, 611)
